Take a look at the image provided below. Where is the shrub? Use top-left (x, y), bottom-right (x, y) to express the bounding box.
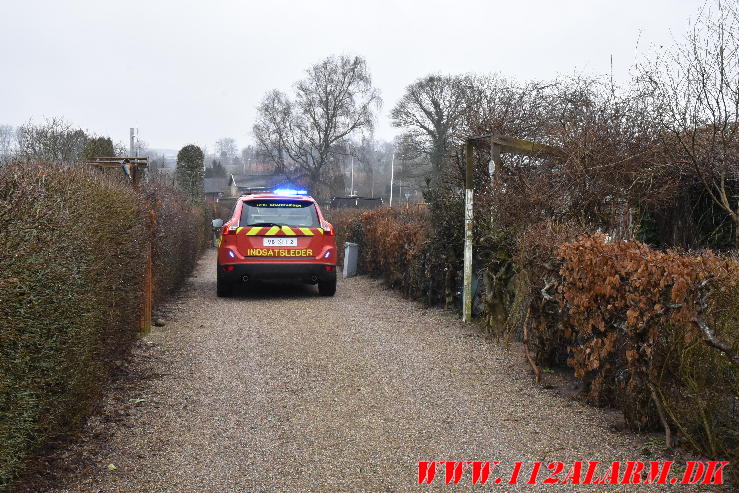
top-left (175, 144), bottom-right (205, 204)
top-left (334, 206), bottom-right (737, 474)
top-left (326, 209), bottom-right (364, 266)
top-left (142, 183), bottom-right (210, 304)
top-left (0, 163), bottom-right (206, 488)
top-left (557, 235), bottom-right (738, 462)
top-left (329, 208), bottom-right (454, 303)
top-left (512, 221), bottom-right (583, 370)
top-left (80, 137), bottom-right (114, 161)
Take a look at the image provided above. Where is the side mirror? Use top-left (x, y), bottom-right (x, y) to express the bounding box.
top-left (212, 218), bottom-right (223, 228)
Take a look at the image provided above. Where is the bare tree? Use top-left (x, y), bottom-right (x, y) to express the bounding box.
top-left (134, 138), bottom-right (149, 157)
top-left (0, 125), bottom-right (16, 164)
top-left (16, 117), bottom-right (88, 164)
top-left (639, 0), bottom-right (739, 247)
top-left (113, 140), bottom-right (129, 157)
top-left (216, 137), bottom-right (238, 164)
top-left (391, 74), bottom-right (483, 179)
top-left (438, 73), bottom-right (675, 243)
top-left (253, 55), bottom-right (381, 197)
top-left (345, 137), bottom-right (393, 197)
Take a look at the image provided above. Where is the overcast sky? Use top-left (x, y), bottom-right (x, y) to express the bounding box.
top-left (1, 0), bottom-right (705, 152)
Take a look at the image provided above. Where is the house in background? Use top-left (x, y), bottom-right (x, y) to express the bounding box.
top-left (204, 177), bottom-right (229, 204)
top-left (225, 173), bottom-right (285, 196)
top-left (206, 171), bottom-right (286, 212)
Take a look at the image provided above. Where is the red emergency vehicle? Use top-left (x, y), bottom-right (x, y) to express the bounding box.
top-left (215, 189), bottom-right (337, 297)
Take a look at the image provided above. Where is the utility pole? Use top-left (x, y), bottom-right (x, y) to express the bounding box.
top-left (370, 164), bottom-right (374, 198)
top-left (350, 156), bottom-right (354, 195)
top-left (370, 146), bottom-right (376, 198)
top-left (370, 155), bottom-right (377, 199)
top-left (389, 150), bottom-right (395, 207)
top-left (129, 128), bottom-right (135, 156)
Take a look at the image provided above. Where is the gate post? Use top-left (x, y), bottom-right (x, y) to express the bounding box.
top-left (462, 140), bottom-right (474, 323)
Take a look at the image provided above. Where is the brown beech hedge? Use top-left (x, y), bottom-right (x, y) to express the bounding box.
top-left (557, 235), bottom-right (738, 460)
top-left (331, 208), bottom-right (738, 472)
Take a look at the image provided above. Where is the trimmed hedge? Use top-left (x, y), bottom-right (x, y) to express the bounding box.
top-left (331, 207), bottom-right (461, 307)
top-left (143, 183), bottom-right (208, 305)
top-left (0, 163), bottom-right (208, 488)
top-left (556, 235), bottom-right (738, 460)
top-left (331, 208), bottom-right (738, 475)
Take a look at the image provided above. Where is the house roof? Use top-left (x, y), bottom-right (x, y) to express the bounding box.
top-left (204, 177), bottom-right (228, 194)
top-left (227, 173), bottom-right (284, 189)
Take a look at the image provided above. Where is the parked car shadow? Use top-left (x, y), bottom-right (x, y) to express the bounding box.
top-left (229, 280), bottom-right (320, 300)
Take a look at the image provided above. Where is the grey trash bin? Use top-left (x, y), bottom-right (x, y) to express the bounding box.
top-left (343, 242), bottom-right (358, 278)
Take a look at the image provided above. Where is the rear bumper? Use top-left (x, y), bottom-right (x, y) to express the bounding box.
top-left (218, 262), bottom-right (336, 283)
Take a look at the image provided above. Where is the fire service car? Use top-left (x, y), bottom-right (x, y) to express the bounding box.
top-left (214, 189), bottom-right (337, 297)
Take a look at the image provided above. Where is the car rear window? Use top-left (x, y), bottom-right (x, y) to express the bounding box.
top-left (240, 200), bottom-right (320, 228)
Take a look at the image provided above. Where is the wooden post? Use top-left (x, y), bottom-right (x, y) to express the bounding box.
top-left (131, 164), bottom-right (139, 188)
top-left (140, 241), bottom-right (153, 334)
top-left (463, 140), bottom-right (474, 323)
top-left (140, 208), bottom-right (156, 334)
top-left (489, 139), bottom-right (502, 182)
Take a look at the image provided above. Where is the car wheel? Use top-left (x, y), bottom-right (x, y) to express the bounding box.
top-left (318, 275), bottom-right (336, 297)
top-left (217, 277), bottom-right (232, 297)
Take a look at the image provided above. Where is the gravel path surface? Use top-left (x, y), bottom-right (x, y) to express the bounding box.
top-left (45, 250), bottom-right (726, 492)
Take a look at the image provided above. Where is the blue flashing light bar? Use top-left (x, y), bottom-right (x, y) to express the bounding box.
top-left (273, 188), bottom-right (308, 196)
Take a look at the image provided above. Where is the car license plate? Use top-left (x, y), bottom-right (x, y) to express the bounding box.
top-left (263, 237), bottom-right (297, 247)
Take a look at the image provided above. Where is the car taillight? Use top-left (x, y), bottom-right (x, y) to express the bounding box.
top-left (222, 225), bottom-right (238, 235)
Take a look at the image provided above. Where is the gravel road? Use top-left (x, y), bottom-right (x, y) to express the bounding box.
top-left (45, 250), bottom-right (726, 492)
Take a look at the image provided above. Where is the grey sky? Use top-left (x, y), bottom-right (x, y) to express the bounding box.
top-left (1, 0), bottom-right (704, 152)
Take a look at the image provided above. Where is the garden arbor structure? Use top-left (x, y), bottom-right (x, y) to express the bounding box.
top-left (85, 156), bottom-right (149, 187)
top-left (462, 134), bottom-right (563, 322)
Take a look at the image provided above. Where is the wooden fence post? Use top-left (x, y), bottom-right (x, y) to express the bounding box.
top-left (140, 240), bottom-right (153, 334)
top-left (463, 140), bottom-right (474, 323)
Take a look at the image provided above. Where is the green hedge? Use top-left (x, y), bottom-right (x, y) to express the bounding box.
top-left (0, 163), bottom-right (207, 488)
top-left (144, 183), bottom-right (208, 305)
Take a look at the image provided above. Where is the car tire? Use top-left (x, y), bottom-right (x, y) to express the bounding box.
top-left (318, 275), bottom-right (336, 297)
top-left (217, 277), bottom-right (232, 297)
